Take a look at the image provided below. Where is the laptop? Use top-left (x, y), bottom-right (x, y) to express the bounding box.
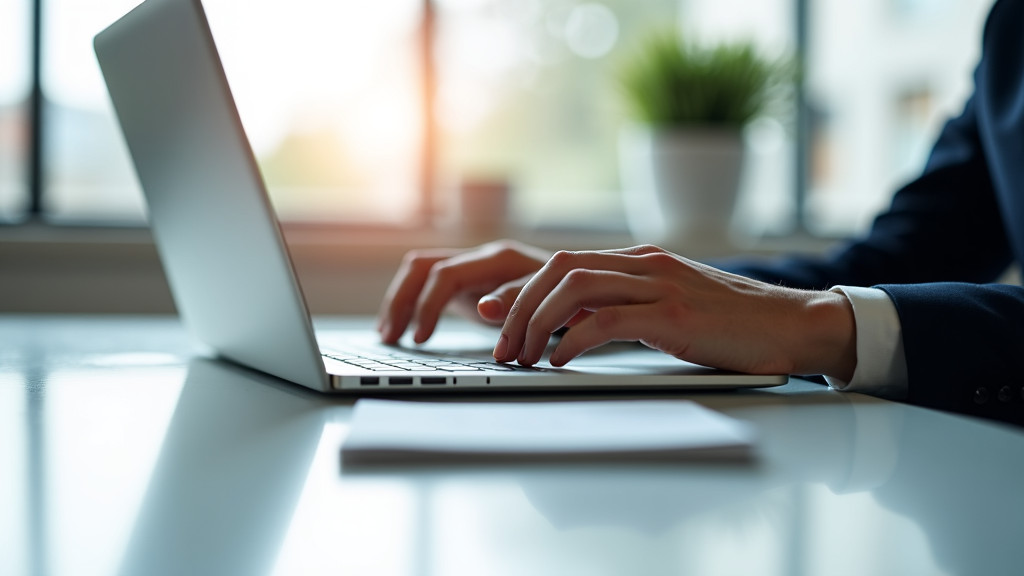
top-left (93, 0), bottom-right (787, 394)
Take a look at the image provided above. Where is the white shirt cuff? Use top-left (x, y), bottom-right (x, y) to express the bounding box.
top-left (823, 286), bottom-right (908, 400)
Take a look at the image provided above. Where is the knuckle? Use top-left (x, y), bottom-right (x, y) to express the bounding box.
top-left (429, 262), bottom-right (458, 286)
top-left (562, 268), bottom-right (594, 289)
top-left (494, 245), bottom-right (522, 262)
top-left (640, 251), bottom-right (678, 268)
top-left (402, 251), bottom-right (441, 275)
top-left (489, 239), bottom-right (518, 253)
top-left (548, 250), bottom-right (578, 269)
top-left (632, 244), bottom-right (664, 255)
top-left (402, 249), bottom-right (428, 265)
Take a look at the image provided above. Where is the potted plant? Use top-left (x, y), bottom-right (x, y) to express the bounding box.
top-left (617, 32), bottom-right (791, 249)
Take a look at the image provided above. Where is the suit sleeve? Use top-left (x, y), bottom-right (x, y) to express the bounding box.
top-left (875, 283), bottom-right (1024, 424)
top-left (722, 0), bottom-right (1024, 425)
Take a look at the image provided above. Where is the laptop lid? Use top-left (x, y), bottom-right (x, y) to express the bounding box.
top-left (94, 0), bottom-right (330, 391)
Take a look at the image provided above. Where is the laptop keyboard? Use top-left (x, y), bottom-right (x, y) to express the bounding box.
top-left (321, 348), bottom-right (516, 373)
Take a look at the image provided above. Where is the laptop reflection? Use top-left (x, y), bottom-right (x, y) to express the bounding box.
top-left (116, 358), bottom-right (327, 576)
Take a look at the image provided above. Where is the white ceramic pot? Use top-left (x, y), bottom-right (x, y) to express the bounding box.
top-left (619, 126), bottom-right (745, 251)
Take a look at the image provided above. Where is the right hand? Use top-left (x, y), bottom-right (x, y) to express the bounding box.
top-left (377, 240), bottom-right (551, 344)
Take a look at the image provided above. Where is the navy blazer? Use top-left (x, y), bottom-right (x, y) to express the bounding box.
top-left (727, 0), bottom-right (1024, 425)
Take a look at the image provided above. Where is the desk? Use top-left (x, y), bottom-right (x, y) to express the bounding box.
top-left (2, 316), bottom-right (1022, 576)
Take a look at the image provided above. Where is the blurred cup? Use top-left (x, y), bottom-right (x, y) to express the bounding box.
top-left (458, 176), bottom-right (510, 238)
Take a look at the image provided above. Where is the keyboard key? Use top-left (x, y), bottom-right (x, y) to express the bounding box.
top-left (471, 363), bottom-right (515, 371)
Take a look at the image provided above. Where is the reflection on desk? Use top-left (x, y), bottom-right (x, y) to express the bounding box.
top-left (1, 316), bottom-right (1022, 576)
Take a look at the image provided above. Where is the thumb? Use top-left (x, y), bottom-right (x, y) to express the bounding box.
top-left (477, 281), bottom-right (525, 323)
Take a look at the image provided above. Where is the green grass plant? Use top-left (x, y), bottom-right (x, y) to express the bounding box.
top-left (618, 31), bottom-right (792, 128)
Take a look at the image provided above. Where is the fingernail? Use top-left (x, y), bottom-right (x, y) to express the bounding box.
top-left (493, 334), bottom-right (509, 359)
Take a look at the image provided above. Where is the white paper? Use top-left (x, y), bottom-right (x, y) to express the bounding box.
top-left (341, 399), bottom-right (756, 464)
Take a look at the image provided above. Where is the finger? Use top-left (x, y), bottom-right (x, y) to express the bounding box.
top-left (549, 303), bottom-right (686, 366)
top-left (411, 252), bottom-right (533, 343)
top-left (378, 249), bottom-right (459, 343)
top-left (384, 245), bottom-right (667, 340)
top-left (517, 270), bottom-right (662, 365)
top-left (476, 274), bottom-right (532, 323)
top-left (498, 250), bottom-right (673, 362)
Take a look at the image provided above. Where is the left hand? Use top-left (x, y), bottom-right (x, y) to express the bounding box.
top-left (377, 240), bottom-right (551, 344)
top-left (493, 244), bottom-right (857, 381)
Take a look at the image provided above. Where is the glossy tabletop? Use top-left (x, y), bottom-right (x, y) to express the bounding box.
top-left (2, 315), bottom-right (1022, 576)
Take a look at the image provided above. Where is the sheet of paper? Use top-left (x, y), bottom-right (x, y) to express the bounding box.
top-left (341, 399), bottom-right (756, 464)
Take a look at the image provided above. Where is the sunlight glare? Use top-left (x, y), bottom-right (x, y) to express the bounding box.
top-left (564, 3), bottom-right (619, 60)
top-left (204, 0), bottom-right (421, 157)
top-left (0, 0), bottom-right (30, 101)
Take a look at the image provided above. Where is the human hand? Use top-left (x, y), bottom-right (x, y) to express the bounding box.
top-left (493, 244), bottom-right (857, 381)
top-left (378, 240), bottom-right (552, 344)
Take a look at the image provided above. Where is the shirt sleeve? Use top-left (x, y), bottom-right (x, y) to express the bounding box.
top-left (823, 286), bottom-right (908, 400)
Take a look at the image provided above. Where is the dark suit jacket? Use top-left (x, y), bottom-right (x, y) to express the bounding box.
top-left (727, 0), bottom-right (1024, 425)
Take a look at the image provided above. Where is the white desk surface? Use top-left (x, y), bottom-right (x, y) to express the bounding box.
top-left (2, 315), bottom-right (1021, 576)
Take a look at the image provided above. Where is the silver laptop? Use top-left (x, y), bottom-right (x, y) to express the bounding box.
top-left (94, 0), bottom-right (786, 394)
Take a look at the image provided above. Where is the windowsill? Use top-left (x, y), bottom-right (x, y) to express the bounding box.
top-left (0, 219), bottom-right (841, 252)
top-left (0, 221), bottom-right (842, 314)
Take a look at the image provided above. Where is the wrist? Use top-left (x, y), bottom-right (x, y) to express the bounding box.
top-left (795, 290), bottom-right (857, 380)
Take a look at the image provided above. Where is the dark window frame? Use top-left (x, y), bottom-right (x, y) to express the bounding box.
top-left (27, 0), bottom-right (43, 218)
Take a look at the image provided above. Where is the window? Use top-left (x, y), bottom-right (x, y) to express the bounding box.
top-left (804, 0), bottom-right (995, 235)
top-left (436, 0), bottom-right (681, 230)
top-left (40, 0), bottom-right (422, 224)
top-left (10, 0), bottom-right (1000, 236)
top-left (434, 0), bottom-right (794, 234)
top-left (202, 0), bottom-right (423, 224)
top-left (0, 0), bottom-right (30, 222)
top-left (41, 0), bottom-right (143, 222)
top-left (34, 0), bottom-right (792, 231)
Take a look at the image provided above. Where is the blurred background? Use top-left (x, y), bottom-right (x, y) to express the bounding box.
top-left (0, 0), bottom-right (996, 313)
